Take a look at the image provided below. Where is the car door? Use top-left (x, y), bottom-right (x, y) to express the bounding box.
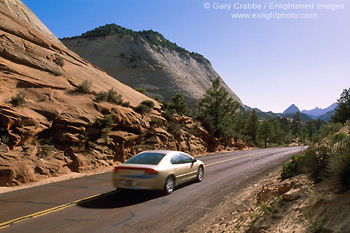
top-left (178, 153), bottom-right (197, 182)
top-left (170, 153), bottom-right (191, 185)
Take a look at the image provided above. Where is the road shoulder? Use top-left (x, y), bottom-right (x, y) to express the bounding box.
top-left (183, 166), bottom-right (283, 232)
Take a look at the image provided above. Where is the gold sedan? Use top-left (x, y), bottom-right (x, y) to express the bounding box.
top-left (113, 150), bottom-right (205, 194)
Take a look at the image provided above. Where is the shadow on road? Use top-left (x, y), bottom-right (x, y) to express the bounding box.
top-left (77, 189), bottom-right (164, 209)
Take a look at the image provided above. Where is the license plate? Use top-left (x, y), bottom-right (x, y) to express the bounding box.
top-left (123, 180), bottom-right (137, 186)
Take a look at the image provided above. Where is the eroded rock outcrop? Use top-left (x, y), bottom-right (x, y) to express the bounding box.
top-left (0, 0), bottom-right (247, 187)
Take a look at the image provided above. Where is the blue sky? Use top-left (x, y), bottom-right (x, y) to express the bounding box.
top-left (22, 0), bottom-right (349, 113)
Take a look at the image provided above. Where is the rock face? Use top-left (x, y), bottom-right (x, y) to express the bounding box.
top-left (61, 24), bottom-right (243, 107)
top-left (0, 1), bottom-right (247, 186)
top-left (0, 0), bottom-right (153, 186)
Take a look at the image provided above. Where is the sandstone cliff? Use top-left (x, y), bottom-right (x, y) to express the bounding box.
top-left (0, 1), bottom-right (248, 186)
top-left (61, 24), bottom-right (243, 107)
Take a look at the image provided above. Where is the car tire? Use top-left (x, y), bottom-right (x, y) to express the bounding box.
top-left (196, 166), bottom-right (204, 182)
top-left (163, 176), bottom-right (175, 195)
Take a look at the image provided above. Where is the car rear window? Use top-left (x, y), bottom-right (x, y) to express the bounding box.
top-left (125, 152), bottom-right (167, 165)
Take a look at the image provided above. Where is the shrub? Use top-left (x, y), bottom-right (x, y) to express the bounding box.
top-left (140, 100), bottom-right (155, 108)
top-left (37, 144), bottom-right (54, 158)
top-left (10, 93), bottom-right (26, 107)
top-left (53, 53), bottom-right (64, 67)
top-left (96, 89), bottom-right (123, 105)
top-left (162, 109), bottom-right (176, 121)
top-left (135, 88), bottom-right (146, 95)
top-left (106, 89), bottom-right (123, 104)
top-left (101, 128), bottom-right (111, 144)
top-left (94, 115), bottom-right (115, 129)
top-left (281, 154), bottom-right (305, 180)
top-left (152, 95), bottom-right (164, 104)
top-left (259, 201), bottom-right (273, 215)
top-left (150, 117), bottom-right (164, 127)
top-left (330, 149), bottom-right (350, 191)
top-left (303, 146), bottom-right (330, 183)
top-left (301, 210), bottom-right (327, 233)
top-left (134, 100), bottom-right (155, 115)
top-left (52, 70), bottom-right (63, 76)
top-left (134, 104), bottom-right (151, 115)
top-left (169, 122), bottom-right (183, 138)
top-left (93, 115), bottom-right (115, 144)
top-left (85, 141), bottom-right (94, 151)
top-left (96, 91), bottom-right (108, 102)
top-left (76, 79), bottom-right (92, 94)
top-left (330, 133), bottom-right (347, 145)
top-left (1, 135), bottom-right (10, 144)
top-left (319, 122), bottom-right (343, 138)
top-left (121, 101), bottom-right (130, 108)
top-left (186, 127), bottom-right (200, 137)
top-left (329, 136), bottom-right (350, 191)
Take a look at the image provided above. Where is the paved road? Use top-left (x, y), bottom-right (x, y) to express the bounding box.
top-left (0, 147), bottom-right (307, 233)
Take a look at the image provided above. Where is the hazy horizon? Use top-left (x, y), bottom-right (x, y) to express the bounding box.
top-left (22, 0), bottom-right (349, 113)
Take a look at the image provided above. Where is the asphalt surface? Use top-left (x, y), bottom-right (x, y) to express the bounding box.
top-left (0, 147), bottom-right (307, 233)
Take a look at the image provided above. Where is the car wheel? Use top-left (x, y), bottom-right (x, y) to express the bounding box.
top-left (163, 176), bottom-right (175, 195)
top-left (196, 166), bottom-right (204, 182)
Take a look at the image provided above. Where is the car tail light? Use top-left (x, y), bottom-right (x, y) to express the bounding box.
top-left (113, 167), bottom-right (158, 175)
top-left (144, 169), bottom-right (158, 175)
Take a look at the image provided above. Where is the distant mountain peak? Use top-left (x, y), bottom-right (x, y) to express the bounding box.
top-left (301, 103), bottom-right (337, 119)
top-left (62, 23), bottom-right (209, 64)
top-left (244, 105), bottom-right (261, 111)
top-left (62, 23), bottom-right (244, 108)
top-left (283, 104), bottom-right (300, 114)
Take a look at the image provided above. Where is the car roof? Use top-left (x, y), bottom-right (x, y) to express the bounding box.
top-left (141, 150), bottom-right (193, 156)
top-left (140, 150), bottom-right (179, 155)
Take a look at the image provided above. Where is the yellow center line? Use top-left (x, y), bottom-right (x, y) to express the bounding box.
top-left (0, 150), bottom-right (272, 229)
top-left (0, 191), bottom-right (118, 229)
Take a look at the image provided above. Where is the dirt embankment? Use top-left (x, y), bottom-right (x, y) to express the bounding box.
top-left (185, 168), bottom-right (350, 233)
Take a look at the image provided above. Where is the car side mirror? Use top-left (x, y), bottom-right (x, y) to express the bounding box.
top-left (192, 158), bottom-right (197, 163)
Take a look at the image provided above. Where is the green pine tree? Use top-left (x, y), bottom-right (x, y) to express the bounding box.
top-left (291, 112), bottom-right (302, 136)
top-left (170, 93), bottom-right (188, 114)
top-left (331, 88), bottom-right (350, 124)
top-left (245, 110), bottom-right (259, 144)
top-left (197, 77), bottom-right (239, 139)
top-left (257, 119), bottom-right (274, 148)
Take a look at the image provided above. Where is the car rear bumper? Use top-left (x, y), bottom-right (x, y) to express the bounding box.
top-left (113, 174), bottom-right (165, 190)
